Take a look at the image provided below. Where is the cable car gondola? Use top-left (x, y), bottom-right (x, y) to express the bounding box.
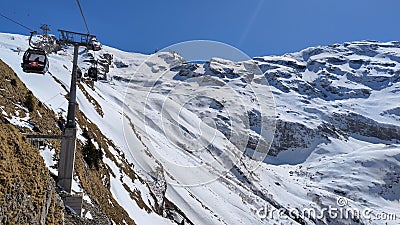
top-left (21, 48), bottom-right (49, 74)
top-left (87, 66), bottom-right (98, 80)
top-left (87, 58), bottom-right (98, 81)
top-left (21, 31), bottom-right (49, 74)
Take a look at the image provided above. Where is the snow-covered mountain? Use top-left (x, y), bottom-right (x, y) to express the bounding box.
top-left (0, 32), bottom-right (399, 225)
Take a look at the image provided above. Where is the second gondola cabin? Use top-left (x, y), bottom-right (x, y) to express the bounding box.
top-left (87, 67), bottom-right (98, 80)
top-left (21, 49), bottom-right (49, 74)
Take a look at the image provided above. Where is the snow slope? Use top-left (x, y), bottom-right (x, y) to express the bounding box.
top-left (0, 33), bottom-right (399, 225)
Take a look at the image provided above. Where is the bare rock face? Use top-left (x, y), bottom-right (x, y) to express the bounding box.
top-left (269, 120), bottom-right (322, 155)
top-left (330, 112), bottom-right (400, 142)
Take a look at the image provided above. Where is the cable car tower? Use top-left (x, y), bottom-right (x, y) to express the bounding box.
top-left (57, 29), bottom-right (100, 193)
top-left (40, 24), bottom-right (51, 37)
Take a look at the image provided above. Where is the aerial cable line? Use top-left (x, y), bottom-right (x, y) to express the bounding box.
top-left (74, 0), bottom-right (97, 77)
top-left (0, 13), bottom-right (34, 32)
top-left (75, 0), bottom-right (90, 34)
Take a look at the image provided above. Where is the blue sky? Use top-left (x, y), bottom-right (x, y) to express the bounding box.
top-left (1, 0), bottom-right (399, 57)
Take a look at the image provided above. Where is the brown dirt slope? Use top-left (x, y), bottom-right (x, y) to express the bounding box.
top-left (0, 59), bottom-right (64, 224)
top-left (0, 59), bottom-right (137, 225)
